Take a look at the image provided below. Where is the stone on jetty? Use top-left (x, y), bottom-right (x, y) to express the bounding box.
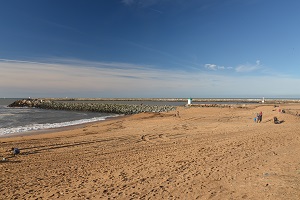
top-left (8, 99), bottom-right (176, 115)
top-left (8, 99), bottom-right (44, 108)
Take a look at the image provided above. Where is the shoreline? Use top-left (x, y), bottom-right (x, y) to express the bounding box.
top-left (0, 114), bottom-right (128, 139)
top-left (0, 102), bottom-right (294, 139)
top-left (1, 102), bottom-right (297, 139)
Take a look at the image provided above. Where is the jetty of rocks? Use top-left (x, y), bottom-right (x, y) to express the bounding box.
top-left (8, 99), bottom-right (176, 115)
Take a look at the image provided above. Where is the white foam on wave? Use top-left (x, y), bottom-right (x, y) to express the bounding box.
top-left (0, 115), bottom-right (120, 136)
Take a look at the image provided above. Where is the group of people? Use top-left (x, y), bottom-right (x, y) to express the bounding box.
top-left (255, 111), bottom-right (263, 123)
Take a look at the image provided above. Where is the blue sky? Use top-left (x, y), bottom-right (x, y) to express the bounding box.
top-left (1, 0), bottom-right (300, 98)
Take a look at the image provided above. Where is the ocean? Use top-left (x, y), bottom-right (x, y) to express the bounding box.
top-left (0, 98), bottom-right (119, 137)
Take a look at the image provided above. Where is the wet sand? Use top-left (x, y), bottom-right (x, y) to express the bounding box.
top-left (1, 104), bottom-right (300, 199)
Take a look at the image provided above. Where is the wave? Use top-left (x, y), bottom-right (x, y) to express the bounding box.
top-left (0, 115), bottom-right (120, 136)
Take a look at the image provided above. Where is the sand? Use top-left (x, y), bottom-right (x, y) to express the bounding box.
top-left (1, 104), bottom-right (300, 199)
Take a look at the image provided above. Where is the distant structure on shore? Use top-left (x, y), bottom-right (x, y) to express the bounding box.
top-left (188, 98), bottom-right (192, 105)
top-left (262, 97), bottom-right (265, 103)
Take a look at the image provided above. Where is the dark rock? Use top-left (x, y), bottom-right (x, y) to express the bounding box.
top-left (8, 99), bottom-right (176, 115)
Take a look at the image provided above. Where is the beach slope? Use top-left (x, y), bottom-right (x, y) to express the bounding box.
top-left (1, 104), bottom-right (300, 199)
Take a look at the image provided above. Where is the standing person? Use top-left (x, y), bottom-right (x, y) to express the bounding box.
top-left (256, 113), bottom-right (260, 123)
top-left (259, 111), bottom-right (263, 122)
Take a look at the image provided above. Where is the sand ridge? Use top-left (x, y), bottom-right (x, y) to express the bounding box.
top-left (1, 104), bottom-right (300, 199)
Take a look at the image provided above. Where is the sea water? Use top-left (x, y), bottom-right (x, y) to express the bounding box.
top-left (0, 98), bottom-right (119, 136)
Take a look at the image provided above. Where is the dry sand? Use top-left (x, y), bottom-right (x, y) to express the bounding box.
top-left (1, 104), bottom-right (300, 199)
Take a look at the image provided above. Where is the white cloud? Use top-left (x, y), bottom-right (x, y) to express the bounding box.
top-left (235, 65), bottom-right (259, 72)
top-left (204, 64), bottom-right (227, 71)
top-left (205, 64), bottom-right (217, 70)
top-left (205, 60), bottom-right (263, 73)
top-left (0, 58), bottom-right (299, 98)
top-left (0, 58), bottom-right (206, 97)
top-left (235, 60), bottom-right (261, 73)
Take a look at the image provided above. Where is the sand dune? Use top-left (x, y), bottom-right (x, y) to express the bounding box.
top-left (1, 104), bottom-right (300, 199)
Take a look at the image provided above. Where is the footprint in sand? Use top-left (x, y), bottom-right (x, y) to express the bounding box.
top-left (141, 135), bottom-right (150, 141)
top-left (159, 134), bottom-right (169, 141)
top-left (141, 134), bottom-right (169, 142)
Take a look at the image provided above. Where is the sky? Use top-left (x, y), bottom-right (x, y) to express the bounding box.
top-left (1, 0), bottom-right (300, 98)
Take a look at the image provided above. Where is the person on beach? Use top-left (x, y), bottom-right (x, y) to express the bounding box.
top-left (256, 113), bottom-right (260, 123)
top-left (11, 147), bottom-right (20, 156)
top-left (274, 116), bottom-right (279, 124)
top-left (259, 111), bottom-right (263, 122)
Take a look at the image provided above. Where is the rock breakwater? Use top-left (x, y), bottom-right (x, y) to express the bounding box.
top-left (8, 99), bottom-right (176, 115)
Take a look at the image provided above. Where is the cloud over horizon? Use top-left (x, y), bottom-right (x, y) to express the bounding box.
top-left (204, 60), bottom-right (263, 74)
top-left (1, 58), bottom-right (299, 98)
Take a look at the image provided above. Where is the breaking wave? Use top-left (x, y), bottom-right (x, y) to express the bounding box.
top-left (0, 116), bottom-right (118, 136)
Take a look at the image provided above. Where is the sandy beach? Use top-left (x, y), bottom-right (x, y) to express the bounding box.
top-left (1, 104), bottom-right (300, 199)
